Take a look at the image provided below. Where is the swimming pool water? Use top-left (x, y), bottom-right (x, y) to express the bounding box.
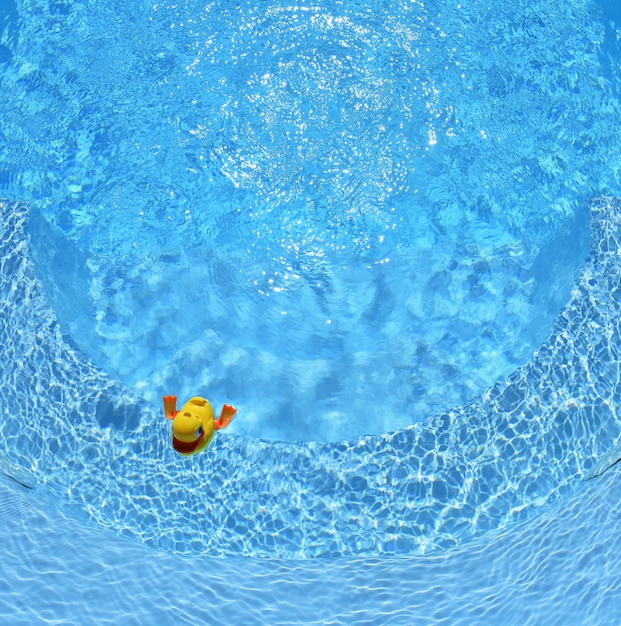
top-left (3, 0), bottom-right (614, 441)
top-left (4, 0), bottom-right (621, 622)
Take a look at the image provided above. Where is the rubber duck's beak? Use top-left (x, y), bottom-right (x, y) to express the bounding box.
top-left (172, 431), bottom-right (204, 454)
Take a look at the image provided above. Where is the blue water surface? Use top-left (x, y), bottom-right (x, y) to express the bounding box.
top-left (4, 0), bottom-right (615, 441)
top-left (3, 0), bottom-right (621, 622)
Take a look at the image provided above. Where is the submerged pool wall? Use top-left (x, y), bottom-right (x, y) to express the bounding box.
top-left (2, 197), bottom-right (621, 560)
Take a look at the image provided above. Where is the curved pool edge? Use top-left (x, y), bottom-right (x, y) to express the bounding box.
top-left (1, 197), bottom-right (621, 558)
top-left (1, 454), bottom-right (620, 624)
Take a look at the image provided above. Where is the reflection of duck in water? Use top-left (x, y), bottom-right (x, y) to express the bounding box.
top-left (163, 395), bottom-right (236, 457)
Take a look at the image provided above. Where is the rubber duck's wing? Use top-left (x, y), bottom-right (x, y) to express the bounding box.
top-left (163, 395), bottom-right (178, 419)
top-left (215, 404), bottom-right (236, 430)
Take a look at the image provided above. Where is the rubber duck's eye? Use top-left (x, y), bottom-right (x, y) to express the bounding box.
top-left (195, 426), bottom-right (204, 438)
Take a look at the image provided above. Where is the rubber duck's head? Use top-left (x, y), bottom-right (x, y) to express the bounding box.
top-left (171, 397), bottom-right (215, 456)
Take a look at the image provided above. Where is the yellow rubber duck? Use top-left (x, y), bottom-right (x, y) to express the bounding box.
top-left (163, 395), bottom-right (236, 456)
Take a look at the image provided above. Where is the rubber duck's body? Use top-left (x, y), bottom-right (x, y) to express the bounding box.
top-left (163, 395), bottom-right (236, 456)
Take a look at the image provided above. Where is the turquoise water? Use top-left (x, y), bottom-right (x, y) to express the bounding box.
top-left (3, 0), bottom-right (611, 441)
top-left (3, 0), bottom-right (621, 622)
